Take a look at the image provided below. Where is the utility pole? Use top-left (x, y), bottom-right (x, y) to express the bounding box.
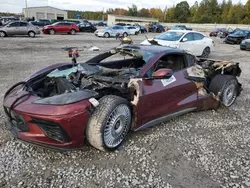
top-left (102, 7), bottom-right (104, 21)
top-left (25, 0), bottom-right (28, 18)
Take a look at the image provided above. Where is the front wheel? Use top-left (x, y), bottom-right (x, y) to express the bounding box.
top-left (49, 29), bottom-right (55, 35)
top-left (209, 74), bottom-right (240, 107)
top-left (201, 47), bottom-right (210, 58)
top-left (104, 32), bottom-right (110, 38)
top-left (86, 95), bottom-right (132, 151)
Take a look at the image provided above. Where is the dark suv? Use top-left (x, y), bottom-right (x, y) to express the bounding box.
top-left (30, 19), bottom-right (51, 27)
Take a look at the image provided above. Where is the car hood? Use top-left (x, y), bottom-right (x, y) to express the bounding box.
top-left (228, 33), bottom-right (245, 37)
top-left (96, 29), bottom-right (105, 32)
top-left (140, 39), bottom-right (179, 47)
top-left (241, 39), bottom-right (250, 43)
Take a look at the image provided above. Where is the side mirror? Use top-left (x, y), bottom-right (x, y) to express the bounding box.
top-left (182, 38), bottom-right (187, 42)
top-left (152, 68), bottom-right (173, 79)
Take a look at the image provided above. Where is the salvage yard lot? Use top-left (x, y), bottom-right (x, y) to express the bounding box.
top-left (0, 33), bottom-right (250, 187)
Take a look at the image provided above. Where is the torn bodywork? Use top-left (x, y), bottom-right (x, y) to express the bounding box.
top-left (185, 58), bottom-right (242, 101)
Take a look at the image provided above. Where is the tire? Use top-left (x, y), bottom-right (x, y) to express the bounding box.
top-left (208, 74), bottom-right (239, 107)
top-left (49, 29), bottom-right (55, 35)
top-left (123, 32), bottom-right (128, 37)
top-left (28, 31), bottom-right (35, 38)
top-left (70, 29), bottom-right (76, 35)
top-left (201, 47), bottom-right (210, 58)
top-left (104, 32), bottom-right (110, 38)
top-left (0, 31), bottom-right (6, 37)
top-left (86, 95), bottom-right (132, 151)
top-left (135, 31), bottom-right (139, 35)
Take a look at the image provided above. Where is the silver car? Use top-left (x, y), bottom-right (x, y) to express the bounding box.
top-left (95, 25), bottom-right (129, 38)
top-left (0, 21), bottom-right (41, 38)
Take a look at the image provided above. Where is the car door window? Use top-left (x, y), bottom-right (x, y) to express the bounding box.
top-left (146, 54), bottom-right (186, 77)
top-left (193, 33), bottom-right (204, 40)
top-left (183, 33), bottom-right (194, 41)
top-left (20, 22), bottom-right (28, 27)
top-left (57, 23), bottom-right (65, 26)
top-left (8, 22), bottom-right (20, 27)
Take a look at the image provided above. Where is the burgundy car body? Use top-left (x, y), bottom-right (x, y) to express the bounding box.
top-left (42, 22), bottom-right (79, 34)
top-left (3, 45), bottom-right (241, 150)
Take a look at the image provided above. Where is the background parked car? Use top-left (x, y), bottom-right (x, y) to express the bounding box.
top-left (224, 29), bottom-right (250, 44)
top-left (77, 22), bottom-right (97, 32)
top-left (30, 19), bottom-right (51, 27)
top-left (124, 26), bottom-right (140, 35)
top-left (0, 21), bottom-right (40, 37)
top-left (94, 21), bottom-right (107, 27)
top-left (141, 30), bottom-right (214, 57)
top-left (134, 25), bottom-right (147, 33)
top-left (170, 25), bottom-right (193, 30)
top-left (148, 24), bottom-right (165, 33)
top-left (42, 22), bottom-right (79, 35)
top-left (95, 25), bottom-right (129, 38)
top-left (0, 16), bottom-right (19, 26)
top-left (240, 39), bottom-right (250, 50)
top-left (209, 28), bottom-right (227, 37)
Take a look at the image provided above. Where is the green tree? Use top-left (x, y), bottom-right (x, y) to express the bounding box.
top-left (128, 4), bottom-right (138, 16)
top-left (165, 7), bottom-right (176, 22)
top-left (175, 1), bottom-right (190, 22)
top-left (189, 1), bottom-right (199, 22)
top-left (227, 3), bottom-right (245, 23)
top-left (139, 8), bottom-right (150, 17)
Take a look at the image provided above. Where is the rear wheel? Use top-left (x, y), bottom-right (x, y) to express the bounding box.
top-left (86, 95), bottom-right (131, 151)
top-left (28, 31), bottom-right (35, 38)
top-left (104, 32), bottom-right (110, 38)
top-left (123, 32), bottom-right (128, 37)
top-left (49, 29), bottom-right (55, 35)
top-left (209, 74), bottom-right (239, 107)
top-left (0, 31), bottom-right (6, 37)
top-left (70, 29), bottom-right (76, 35)
top-left (201, 47), bottom-right (210, 58)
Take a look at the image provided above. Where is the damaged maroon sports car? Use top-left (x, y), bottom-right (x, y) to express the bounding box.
top-left (3, 45), bottom-right (242, 151)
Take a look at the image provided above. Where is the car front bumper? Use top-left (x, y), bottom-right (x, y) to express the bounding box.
top-left (95, 32), bottom-right (105, 37)
top-left (3, 100), bottom-right (92, 150)
top-left (42, 29), bottom-right (50, 34)
top-left (224, 37), bottom-right (241, 44)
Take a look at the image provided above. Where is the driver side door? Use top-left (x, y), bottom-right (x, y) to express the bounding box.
top-left (5, 22), bottom-right (20, 35)
top-left (135, 53), bottom-right (198, 130)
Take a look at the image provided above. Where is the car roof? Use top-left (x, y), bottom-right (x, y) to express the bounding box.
top-left (122, 44), bottom-right (186, 54)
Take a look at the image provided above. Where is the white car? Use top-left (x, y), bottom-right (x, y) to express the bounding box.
top-left (94, 25), bottom-right (129, 38)
top-left (141, 30), bottom-right (214, 57)
top-left (124, 26), bottom-right (140, 35)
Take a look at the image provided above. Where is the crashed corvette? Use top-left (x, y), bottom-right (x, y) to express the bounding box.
top-left (3, 45), bottom-right (242, 151)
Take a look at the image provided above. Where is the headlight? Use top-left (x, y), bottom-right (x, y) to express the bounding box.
top-left (33, 90), bottom-right (98, 105)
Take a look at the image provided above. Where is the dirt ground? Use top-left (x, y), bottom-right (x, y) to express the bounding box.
top-left (0, 32), bottom-right (249, 188)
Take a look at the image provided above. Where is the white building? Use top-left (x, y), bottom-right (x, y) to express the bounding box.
top-left (107, 14), bottom-right (158, 26)
top-left (23, 6), bottom-right (68, 20)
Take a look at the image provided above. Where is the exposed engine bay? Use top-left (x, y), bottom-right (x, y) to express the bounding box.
top-left (29, 63), bottom-right (139, 101)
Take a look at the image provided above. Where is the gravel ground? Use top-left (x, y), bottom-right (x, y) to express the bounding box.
top-left (0, 33), bottom-right (249, 188)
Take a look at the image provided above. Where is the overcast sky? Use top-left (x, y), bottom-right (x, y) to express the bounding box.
top-left (0, 0), bottom-right (247, 13)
